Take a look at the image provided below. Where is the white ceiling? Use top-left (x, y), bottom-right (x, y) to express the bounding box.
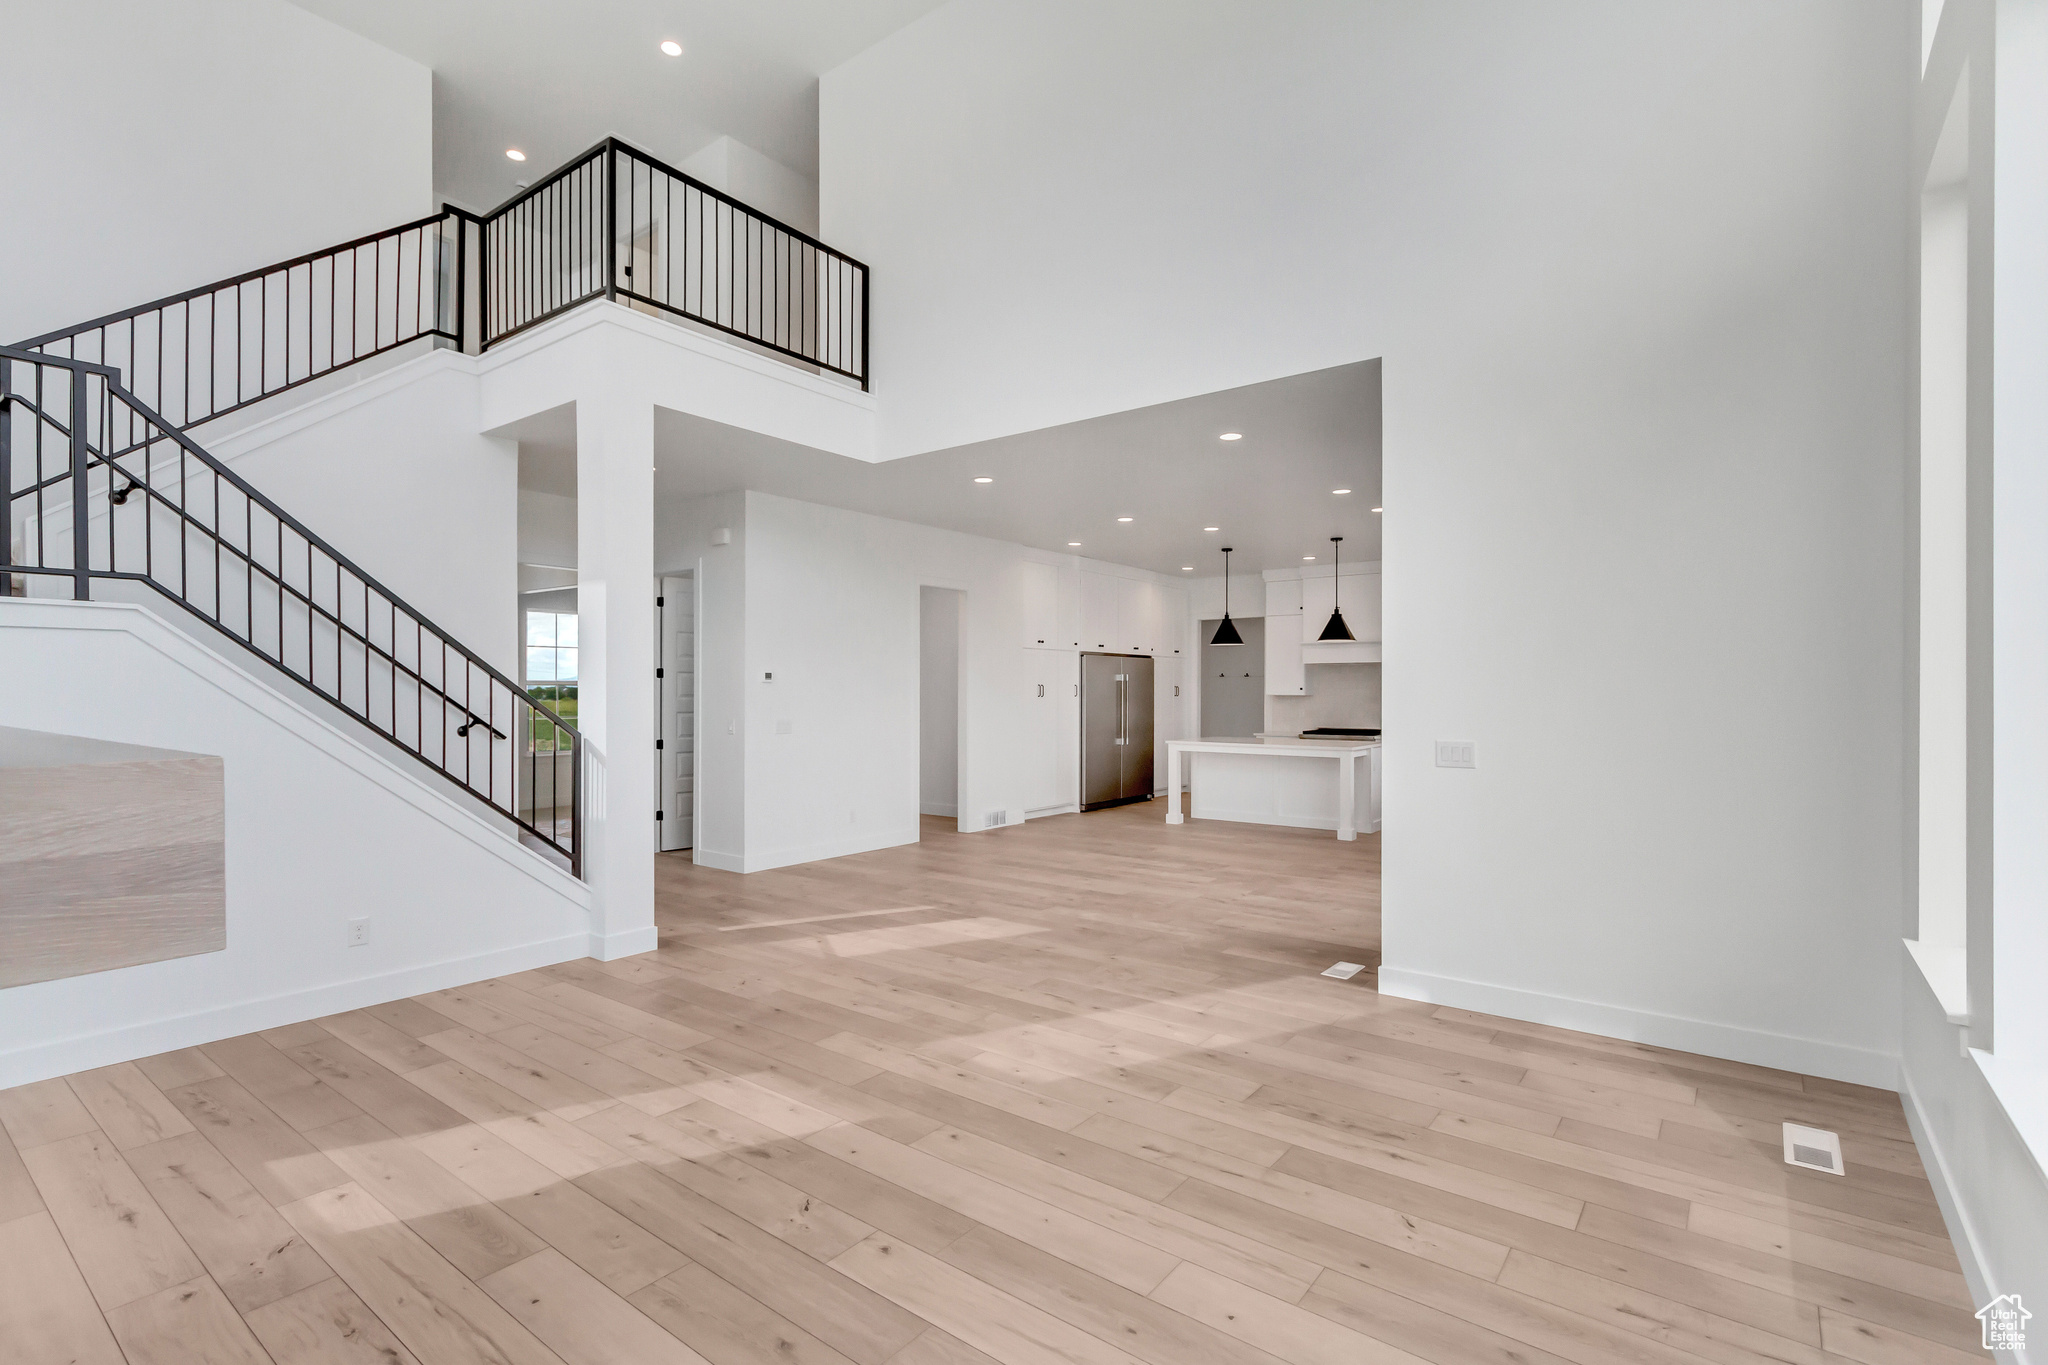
top-left (514, 360), bottom-right (1380, 578)
top-left (288, 0), bottom-right (945, 208)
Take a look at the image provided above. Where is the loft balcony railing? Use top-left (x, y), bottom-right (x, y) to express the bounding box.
top-left (0, 345), bottom-right (583, 873)
top-left (14, 136), bottom-right (869, 435)
top-left (477, 138), bottom-right (868, 387)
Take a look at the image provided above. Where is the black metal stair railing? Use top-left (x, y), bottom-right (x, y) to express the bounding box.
top-left (14, 214), bottom-right (466, 432)
top-left (0, 136), bottom-right (874, 878)
top-left (0, 345), bottom-right (582, 873)
top-left (13, 137), bottom-right (870, 420)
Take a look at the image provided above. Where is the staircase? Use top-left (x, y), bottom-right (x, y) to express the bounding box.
top-left (3, 137), bottom-right (872, 877)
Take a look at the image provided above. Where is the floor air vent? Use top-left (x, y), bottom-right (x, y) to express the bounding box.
top-left (1782, 1122), bottom-right (1843, 1175)
top-left (985, 810), bottom-right (1007, 828)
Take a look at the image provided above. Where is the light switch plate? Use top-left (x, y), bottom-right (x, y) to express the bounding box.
top-left (1435, 740), bottom-right (1476, 768)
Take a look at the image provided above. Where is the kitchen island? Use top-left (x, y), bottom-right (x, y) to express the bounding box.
top-left (1164, 737), bottom-right (1381, 840)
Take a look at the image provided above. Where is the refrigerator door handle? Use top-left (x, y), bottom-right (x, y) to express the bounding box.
top-left (1116, 675), bottom-right (1127, 745)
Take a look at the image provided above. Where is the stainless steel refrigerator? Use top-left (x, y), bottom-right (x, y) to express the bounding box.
top-left (1080, 652), bottom-right (1155, 811)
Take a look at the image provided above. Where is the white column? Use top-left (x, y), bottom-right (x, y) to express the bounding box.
top-left (1166, 744), bottom-right (1184, 823)
top-left (1337, 752), bottom-right (1356, 841)
top-left (575, 387), bottom-right (658, 959)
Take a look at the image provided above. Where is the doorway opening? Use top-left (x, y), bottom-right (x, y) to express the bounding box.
top-left (1199, 616), bottom-right (1266, 738)
top-left (658, 572), bottom-right (694, 852)
top-left (920, 587), bottom-right (964, 829)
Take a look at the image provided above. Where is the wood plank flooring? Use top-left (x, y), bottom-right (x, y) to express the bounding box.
top-left (1, 803), bottom-right (1986, 1363)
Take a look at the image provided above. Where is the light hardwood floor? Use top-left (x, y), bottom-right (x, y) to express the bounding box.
top-left (0, 803), bottom-right (1986, 1364)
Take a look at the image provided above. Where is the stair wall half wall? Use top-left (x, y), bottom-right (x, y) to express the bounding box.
top-left (0, 597), bottom-right (593, 1088)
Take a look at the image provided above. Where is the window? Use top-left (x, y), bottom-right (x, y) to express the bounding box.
top-left (526, 611), bottom-right (578, 683)
top-left (525, 611), bottom-right (577, 754)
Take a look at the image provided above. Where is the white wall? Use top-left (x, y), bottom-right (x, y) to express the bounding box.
top-left (919, 587), bottom-right (962, 816)
top-left (681, 136), bottom-right (821, 237)
top-left (207, 357), bottom-right (522, 677)
top-left (660, 488), bottom-right (1188, 873)
top-left (0, 599), bottom-right (589, 1088)
top-left (3, 0), bottom-right (432, 342)
top-left (823, 0), bottom-right (1915, 1087)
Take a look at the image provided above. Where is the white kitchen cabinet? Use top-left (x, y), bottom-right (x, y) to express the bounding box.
top-left (1265, 609), bottom-right (1309, 694)
top-left (1157, 585), bottom-right (1188, 656)
top-left (1022, 650), bottom-right (1066, 811)
top-left (1117, 577), bottom-right (1160, 654)
top-left (1265, 577), bottom-right (1303, 617)
top-left (1021, 560), bottom-right (1061, 648)
top-left (1079, 571), bottom-right (1118, 650)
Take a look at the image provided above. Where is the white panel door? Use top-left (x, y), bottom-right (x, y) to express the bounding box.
top-left (1080, 571), bottom-right (1119, 651)
top-left (1021, 560), bottom-right (1060, 648)
top-left (658, 573), bottom-right (694, 851)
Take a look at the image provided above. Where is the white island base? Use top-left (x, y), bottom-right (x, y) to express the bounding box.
top-left (1165, 738), bottom-right (1381, 840)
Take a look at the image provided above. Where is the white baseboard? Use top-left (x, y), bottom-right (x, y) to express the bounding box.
top-left (1376, 965), bottom-right (1900, 1091)
top-left (1898, 1065), bottom-right (2003, 1331)
top-left (1026, 803), bottom-right (1077, 819)
top-left (920, 801), bottom-right (958, 817)
top-left (0, 933), bottom-right (589, 1089)
top-left (589, 925), bottom-right (661, 961)
top-left (691, 847), bottom-right (744, 873)
top-left (689, 826), bottom-right (923, 875)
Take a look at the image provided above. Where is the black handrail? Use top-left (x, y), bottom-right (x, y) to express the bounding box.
top-left (0, 345), bottom-right (583, 874)
top-left (16, 213), bottom-right (463, 432)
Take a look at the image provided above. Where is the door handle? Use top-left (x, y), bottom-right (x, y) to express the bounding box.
top-left (1116, 675), bottom-right (1127, 745)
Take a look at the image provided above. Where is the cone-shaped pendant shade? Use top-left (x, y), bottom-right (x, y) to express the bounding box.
top-left (1210, 546), bottom-right (1246, 646)
top-left (1319, 536), bottom-right (1355, 641)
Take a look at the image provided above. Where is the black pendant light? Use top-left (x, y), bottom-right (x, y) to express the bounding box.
top-left (1318, 536), bottom-right (1356, 641)
top-left (1210, 547), bottom-right (1245, 646)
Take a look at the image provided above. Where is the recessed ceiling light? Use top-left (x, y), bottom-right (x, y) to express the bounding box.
top-left (505, 148), bottom-right (527, 161)
top-left (1332, 488), bottom-right (1351, 495)
top-left (1182, 566), bottom-right (1194, 571)
top-left (1219, 432), bottom-right (1242, 441)
top-left (1372, 506), bottom-right (1383, 512)
top-left (973, 476), bottom-right (993, 483)
top-left (1068, 542), bottom-right (1082, 547)
top-left (659, 39), bottom-right (683, 56)
top-left (1303, 556), bottom-right (1315, 561)
top-left (1204, 526), bottom-right (1219, 532)
top-left (1117, 516), bottom-right (1133, 522)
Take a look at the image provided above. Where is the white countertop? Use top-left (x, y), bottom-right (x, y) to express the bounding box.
top-left (1174, 736), bottom-right (1378, 756)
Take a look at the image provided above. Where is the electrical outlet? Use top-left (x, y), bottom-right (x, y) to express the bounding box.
top-left (776, 719), bottom-right (793, 735)
top-left (726, 721), bottom-right (735, 735)
top-left (1435, 740), bottom-right (1476, 769)
top-left (849, 809), bottom-right (857, 824)
top-left (347, 918), bottom-right (369, 948)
